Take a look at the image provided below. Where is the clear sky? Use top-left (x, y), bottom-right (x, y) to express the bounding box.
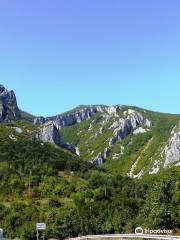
top-left (0, 0), bottom-right (180, 116)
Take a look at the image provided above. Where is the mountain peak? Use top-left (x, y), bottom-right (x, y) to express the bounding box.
top-left (0, 84), bottom-right (21, 122)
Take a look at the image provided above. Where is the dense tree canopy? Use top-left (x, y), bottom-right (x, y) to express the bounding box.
top-left (0, 124), bottom-right (179, 239)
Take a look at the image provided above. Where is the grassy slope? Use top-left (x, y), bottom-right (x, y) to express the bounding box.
top-left (60, 106), bottom-right (180, 176)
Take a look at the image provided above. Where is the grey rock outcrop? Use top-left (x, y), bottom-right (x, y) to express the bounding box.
top-left (37, 106), bottom-right (151, 166)
top-left (11, 127), bottom-right (23, 134)
top-left (145, 118), bottom-right (153, 128)
top-left (0, 84), bottom-right (21, 122)
top-left (126, 110), bottom-right (144, 129)
top-left (109, 119), bottom-right (131, 146)
top-left (39, 123), bottom-right (62, 146)
top-left (39, 123), bottom-right (80, 156)
top-left (34, 116), bottom-right (46, 125)
top-left (33, 105), bottom-right (122, 129)
top-left (104, 147), bottom-right (110, 159)
top-left (109, 111), bottom-right (144, 147)
top-left (90, 148), bottom-right (110, 167)
top-left (33, 105), bottom-right (106, 129)
top-left (63, 143), bottom-right (80, 156)
top-left (133, 127), bottom-right (147, 135)
top-left (163, 127), bottom-right (180, 167)
top-left (107, 105), bottom-right (121, 115)
top-left (90, 153), bottom-right (105, 167)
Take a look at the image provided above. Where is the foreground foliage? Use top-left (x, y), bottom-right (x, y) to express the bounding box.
top-left (0, 123), bottom-right (179, 239)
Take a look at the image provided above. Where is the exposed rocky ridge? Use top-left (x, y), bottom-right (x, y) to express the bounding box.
top-left (89, 110), bottom-right (152, 166)
top-left (163, 126), bottom-right (180, 167)
top-left (32, 105), bottom-right (154, 163)
top-left (33, 105), bottom-right (122, 129)
top-left (1, 84), bottom-right (180, 177)
top-left (35, 105), bottom-right (150, 165)
top-left (32, 105), bottom-right (124, 156)
top-left (0, 84), bottom-right (21, 122)
top-left (108, 111), bottom-right (144, 147)
top-left (27, 108), bottom-right (180, 174)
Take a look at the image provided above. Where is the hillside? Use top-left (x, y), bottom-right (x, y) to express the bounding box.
top-left (0, 84), bottom-right (179, 239)
top-left (34, 104), bottom-right (180, 177)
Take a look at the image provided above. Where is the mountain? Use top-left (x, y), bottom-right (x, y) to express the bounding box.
top-left (0, 84), bottom-right (179, 239)
top-left (32, 104), bottom-right (180, 178)
top-left (0, 84), bottom-right (21, 121)
top-left (0, 84), bottom-right (180, 178)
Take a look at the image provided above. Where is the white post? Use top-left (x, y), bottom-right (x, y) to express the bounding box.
top-left (37, 230), bottom-right (39, 240)
top-left (0, 228), bottom-right (3, 239)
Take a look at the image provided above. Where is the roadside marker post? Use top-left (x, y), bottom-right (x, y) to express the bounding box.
top-left (0, 228), bottom-right (3, 240)
top-left (36, 223), bottom-right (46, 240)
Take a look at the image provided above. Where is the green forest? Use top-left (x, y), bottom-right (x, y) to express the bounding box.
top-left (0, 125), bottom-right (179, 239)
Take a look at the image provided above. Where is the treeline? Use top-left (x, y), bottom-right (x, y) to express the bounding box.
top-left (0, 139), bottom-right (179, 239)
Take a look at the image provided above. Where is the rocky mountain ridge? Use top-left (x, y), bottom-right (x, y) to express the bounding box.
top-left (0, 84), bottom-right (21, 122)
top-left (0, 83), bottom-right (180, 178)
top-left (32, 104), bottom-right (154, 164)
top-left (32, 104), bottom-right (122, 128)
top-left (90, 109), bottom-right (152, 166)
top-left (163, 124), bottom-right (180, 167)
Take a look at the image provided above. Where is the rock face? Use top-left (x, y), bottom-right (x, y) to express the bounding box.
top-left (133, 127), bottom-right (147, 135)
top-left (0, 84), bottom-right (21, 122)
top-left (11, 127), bottom-right (23, 134)
top-left (109, 111), bottom-right (144, 147)
top-left (33, 105), bottom-right (122, 129)
top-left (104, 147), bottom-right (110, 159)
top-left (34, 116), bottom-right (45, 125)
top-left (109, 119), bottom-right (132, 146)
top-left (88, 109), bottom-right (149, 167)
top-left (33, 106), bottom-right (153, 166)
top-left (33, 105), bottom-right (103, 128)
top-left (107, 105), bottom-right (121, 115)
top-left (90, 153), bottom-right (105, 167)
top-left (145, 118), bottom-right (153, 128)
top-left (39, 123), bottom-right (62, 146)
top-left (39, 123), bottom-right (80, 156)
top-left (63, 143), bottom-right (80, 156)
top-left (126, 110), bottom-right (144, 129)
top-left (163, 127), bottom-right (180, 167)
top-left (4, 84), bottom-right (180, 175)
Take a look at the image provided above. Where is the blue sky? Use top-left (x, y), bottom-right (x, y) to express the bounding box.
top-left (0, 0), bottom-right (180, 116)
